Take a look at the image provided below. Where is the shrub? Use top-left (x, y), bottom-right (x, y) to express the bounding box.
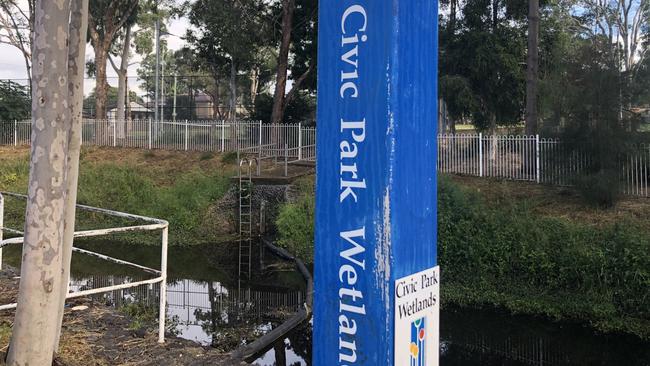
top-left (437, 176), bottom-right (650, 335)
top-left (275, 195), bottom-right (314, 263)
top-left (221, 151), bottom-right (238, 164)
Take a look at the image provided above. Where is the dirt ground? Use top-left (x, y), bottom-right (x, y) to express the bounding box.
top-left (449, 174), bottom-right (650, 230)
top-left (0, 267), bottom-right (244, 366)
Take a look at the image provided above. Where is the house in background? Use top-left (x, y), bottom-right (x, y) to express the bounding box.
top-left (107, 101), bottom-right (154, 121)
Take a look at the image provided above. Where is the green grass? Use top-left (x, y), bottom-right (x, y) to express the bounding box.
top-left (0, 149), bottom-right (233, 246)
top-left (273, 174), bottom-right (650, 339)
top-left (275, 176), bottom-right (315, 263)
top-left (437, 175), bottom-right (650, 338)
top-left (0, 321), bottom-right (11, 347)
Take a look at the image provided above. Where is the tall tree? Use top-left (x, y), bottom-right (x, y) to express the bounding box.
top-left (54, 0), bottom-right (89, 350)
top-left (441, 0), bottom-right (527, 131)
top-left (0, 80), bottom-right (30, 120)
top-left (270, 0), bottom-right (317, 124)
top-left (526, 0), bottom-right (540, 134)
top-left (187, 0), bottom-right (268, 120)
top-left (0, 0), bottom-right (34, 86)
top-left (6, 0), bottom-right (88, 363)
top-left (109, 24), bottom-right (133, 125)
top-left (88, 0), bottom-right (139, 119)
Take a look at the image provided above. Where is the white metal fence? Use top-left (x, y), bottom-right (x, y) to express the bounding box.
top-left (0, 192), bottom-right (169, 343)
top-left (438, 134), bottom-right (650, 197)
top-left (2, 120), bottom-right (649, 197)
top-left (0, 119), bottom-right (317, 162)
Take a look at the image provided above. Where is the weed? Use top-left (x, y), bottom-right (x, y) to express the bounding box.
top-left (221, 151), bottom-right (238, 164)
top-left (200, 151), bottom-right (215, 161)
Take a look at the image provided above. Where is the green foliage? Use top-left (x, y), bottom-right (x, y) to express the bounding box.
top-left (199, 152), bottom-right (215, 161)
top-left (0, 321), bottom-right (11, 348)
top-left (76, 165), bottom-right (229, 245)
top-left (0, 80), bottom-right (30, 121)
top-left (121, 303), bottom-right (158, 331)
top-left (0, 155), bottom-right (230, 246)
top-left (439, 0), bottom-right (526, 130)
top-left (276, 195), bottom-right (314, 263)
top-left (251, 92), bottom-right (316, 124)
top-left (274, 175), bottom-right (650, 337)
top-left (547, 35), bottom-right (639, 207)
top-left (220, 151), bottom-right (238, 164)
top-left (275, 177), bottom-right (315, 263)
top-left (438, 176), bottom-right (650, 337)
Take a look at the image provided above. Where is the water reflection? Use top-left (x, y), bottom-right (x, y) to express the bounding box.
top-left (69, 275), bottom-right (305, 348)
top-left (5, 244), bottom-right (649, 365)
top-left (440, 307), bottom-right (650, 366)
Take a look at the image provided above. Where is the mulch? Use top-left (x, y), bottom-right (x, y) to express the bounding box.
top-left (0, 266), bottom-right (245, 366)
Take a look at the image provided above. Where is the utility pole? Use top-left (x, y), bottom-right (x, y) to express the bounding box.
top-left (154, 1), bottom-right (160, 136)
top-left (172, 73), bottom-right (178, 122)
top-left (161, 58), bottom-right (165, 123)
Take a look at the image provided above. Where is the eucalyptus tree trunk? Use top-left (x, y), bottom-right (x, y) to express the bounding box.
top-left (525, 0), bottom-right (539, 135)
top-left (230, 59), bottom-right (237, 122)
top-left (116, 25), bottom-right (131, 138)
top-left (6, 0), bottom-right (76, 364)
top-left (53, 0), bottom-right (89, 351)
top-left (230, 60), bottom-right (238, 149)
top-left (270, 0), bottom-right (295, 125)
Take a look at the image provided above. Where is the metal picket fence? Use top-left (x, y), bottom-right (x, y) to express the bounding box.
top-left (438, 134), bottom-right (650, 197)
top-left (2, 120), bottom-right (649, 197)
top-left (0, 119), bottom-right (317, 162)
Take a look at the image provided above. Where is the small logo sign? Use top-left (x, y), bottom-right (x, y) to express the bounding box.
top-left (410, 317), bottom-right (426, 365)
top-left (394, 266), bottom-right (439, 366)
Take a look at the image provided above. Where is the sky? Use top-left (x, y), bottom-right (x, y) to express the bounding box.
top-left (0, 1), bottom-right (191, 96)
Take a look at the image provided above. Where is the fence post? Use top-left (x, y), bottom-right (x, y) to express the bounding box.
top-left (478, 133), bottom-right (483, 177)
top-left (158, 226), bottom-right (168, 344)
top-left (14, 120), bottom-right (17, 146)
top-left (284, 143), bottom-right (288, 177)
top-left (536, 134), bottom-right (540, 183)
top-left (221, 120), bottom-right (225, 152)
top-left (113, 120), bottom-right (117, 147)
top-left (0, 193), bottom-right (3, 270)
top-left (298, 122), bottom-right (302, 160)
top-left (148, 119), bottom-right (152, 149)
top-left (185, 119), bottom-right (189, 151)
top-left (258, 120), bottom-right (263, 154)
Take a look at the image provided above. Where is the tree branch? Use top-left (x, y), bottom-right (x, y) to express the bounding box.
top-left (282, 63), bottom-right (313, 112)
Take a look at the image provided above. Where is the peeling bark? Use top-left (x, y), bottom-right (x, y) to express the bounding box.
top-left (7, 0), bottom-right (74, 364)
top-left (525, 0), bottom-right (539, 135)
top-left (53, 0), bottom-right (89, 351)
top-left (270, 0), bottom-right (295, 125)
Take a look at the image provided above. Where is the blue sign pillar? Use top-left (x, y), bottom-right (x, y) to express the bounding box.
top-left (314, 0), bottom-right (439, 365)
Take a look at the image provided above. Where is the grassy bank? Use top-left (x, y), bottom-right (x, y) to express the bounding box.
top-left (275, 175), bottom-right (650, 339)
top-left (0, 146), bottom-right (235, 246)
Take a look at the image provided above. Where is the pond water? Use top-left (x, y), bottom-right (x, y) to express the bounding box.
top-left (2, 241), bottom-right (649, 365)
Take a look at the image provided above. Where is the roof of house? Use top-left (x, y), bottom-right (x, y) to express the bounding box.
top-left (108, 102), bottom-right (153, 113)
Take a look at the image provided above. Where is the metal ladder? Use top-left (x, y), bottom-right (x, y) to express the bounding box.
top-left (238, 158), bottom-right (257, 279)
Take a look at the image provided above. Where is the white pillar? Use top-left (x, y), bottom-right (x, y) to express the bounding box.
top-left (0, 193), bottom-right (3, 270)
top-left (536, 134), bottom-right (540, 183)
top-left (184, 119), bottom-right (189, 151)
top-left (298, 122), bottom-right (302, 160)
top-left (479, 133), bottom-right (483, 177)
top-left (158, 226), bottom-right (168, 343)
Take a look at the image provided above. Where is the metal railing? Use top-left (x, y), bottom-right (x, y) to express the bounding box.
top-left (3, 120), bottom-right (650, 196)
top-left (1, 119), bottom-right (318, 164)
top-left (438, 134), bottom-right (650, 197)
top-left (0, 192), bottom-right (169, 343)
